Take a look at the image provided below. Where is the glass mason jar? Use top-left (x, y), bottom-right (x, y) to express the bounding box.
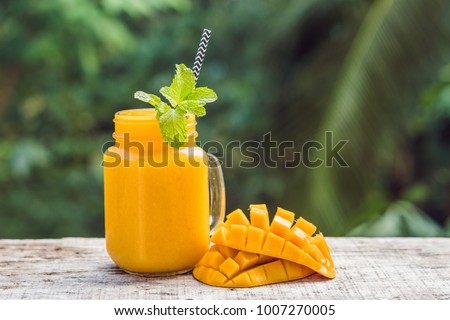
top-left (103, 108), bottom-right (225, 275)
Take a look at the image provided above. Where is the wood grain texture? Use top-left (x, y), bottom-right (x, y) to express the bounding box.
top-left (0, 237), bottom-right (449, 299)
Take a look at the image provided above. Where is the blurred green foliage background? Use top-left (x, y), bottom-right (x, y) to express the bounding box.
top-left (1, 0), bottom-right (449, 238)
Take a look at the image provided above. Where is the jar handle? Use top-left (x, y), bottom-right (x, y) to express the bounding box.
top-left (208, 153), bottom-right (225, 235)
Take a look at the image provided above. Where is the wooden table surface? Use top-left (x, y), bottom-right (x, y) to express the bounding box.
top-left (0, 237), bottom-right (449, 300)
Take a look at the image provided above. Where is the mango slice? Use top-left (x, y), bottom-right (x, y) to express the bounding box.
top-left (193, 245), bottom-right (314, 288)
top-left (211, 226), bottom-right (335, 277)
top-left (193, 205), bottom-right (336, 287)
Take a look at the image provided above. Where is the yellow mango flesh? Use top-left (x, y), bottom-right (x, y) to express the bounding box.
top-left (193, 245), bottom-right (314, 288)
top-left (249, 204), bottom-right (270, 230)
top-left (193, 205), bottom-right (336, 287)
top-left (211, 210), bottom-right (335, 278)
top-left (224, 209), bottom-right (250, 227)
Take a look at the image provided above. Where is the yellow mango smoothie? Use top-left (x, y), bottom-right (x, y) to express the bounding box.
top-left (103, 108), bottom-right (211, 274)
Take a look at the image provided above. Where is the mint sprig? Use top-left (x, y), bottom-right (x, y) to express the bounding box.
top-left (135, 64), bottom-right (217, 148)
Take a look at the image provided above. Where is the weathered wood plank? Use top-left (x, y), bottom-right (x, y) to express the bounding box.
top-left (0, 238), bottom-right (449, 299)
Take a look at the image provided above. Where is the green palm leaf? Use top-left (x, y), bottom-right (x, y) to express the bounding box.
top-left (305, 0), bottom-right (450, 234)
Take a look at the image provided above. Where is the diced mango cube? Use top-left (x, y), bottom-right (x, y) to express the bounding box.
top-left (274, 207), bottom-right (295, 224)
top-left (247, 265), bottom-right (268, 284)
top-left (312, 233), bottom-right (331, 255)
top-left (281, 241), bottom-right (303, 261)
top-left (288, 227), bottom-right (310, 248)
top-left (219, 257), bottom-right (240, 279)
top-left (264, 260), bottom-right (288, 283)
top-left (193, 265), bottom-right (211, 281)
top-left (210, 226), bottom-right (229, 246)
top-left (215, 245), bottom-right (238, 259)
top-left (311, 233), bottom-right (334, 268)
top-left (269, 215), bottom-right (292, 237)
top-left (293, 217), bottom-right (317, 236)
top-left (209, 270), bottom-right (228, 285)
top-left (250, 205), bottom-right (270, 230)
top-left (231, 272), bottom-right (252, 287)
top-left (305, 244), bottom-right (329, 268)
top-left (224, 208), bottom-right (250, 227)
top-left (234, 251), bottom-right (259, 270)
top-left (204, 251), bottom-right (226, 269)
top-left (228, 224), bottom-right (248, 249)
top-left (282, 260), bottom-right (314, 280)
top-left (296, 251), bottom-right (322, 273)
top-left (246, 226), bottom-right (265, 252)
top-left (197, 252), bottom-right (209, 267)
top-left (261, 232), bottom-right (285, 256)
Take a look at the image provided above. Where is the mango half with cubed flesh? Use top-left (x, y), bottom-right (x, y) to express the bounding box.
top-left (193, 205), bottom-right (336, 287)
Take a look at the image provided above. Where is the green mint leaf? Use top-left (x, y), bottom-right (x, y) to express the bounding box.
top-left (159, 86), bottom-right (178, 108)
top-left (148, 94), bottom-right (171, 118)
top-left (135, 64), bottom-right (218, 148)
top-left (178, 100), bottom-right (206, 117)
top-left (169, 64), bottom-right (196, 103)
top-left (134, 91), bottom-right (151, 102)
top-left (159, 107), bottom-right (188, 148)
top-left (186, 87), bottom-right (218, 104)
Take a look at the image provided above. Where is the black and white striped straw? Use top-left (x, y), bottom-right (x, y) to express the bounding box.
top-left (192, 29), bottom-right (212, 81)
